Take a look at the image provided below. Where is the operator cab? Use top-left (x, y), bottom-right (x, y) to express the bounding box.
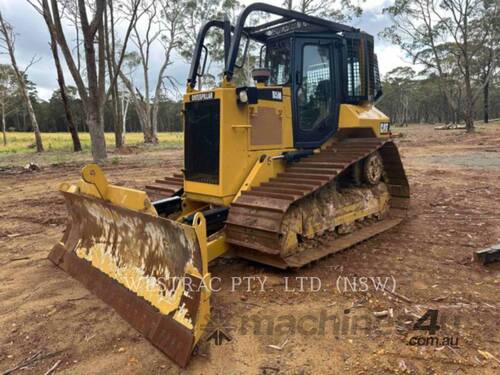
top-left (265, 35), bottom-right (341, 148)
top-left (186, 3), bottom-right (383, 150)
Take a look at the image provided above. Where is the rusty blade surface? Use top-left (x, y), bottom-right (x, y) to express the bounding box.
top-left (49, 191), bottom-right (205, 367)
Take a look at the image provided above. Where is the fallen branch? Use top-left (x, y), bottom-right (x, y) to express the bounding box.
top-left (43, 360), bottom-right (62, 375)
top-left (2, 351), bottom-right (43, 375)
top-left (447, 345), bottom-right (463, 360)
top-left (268, 337), bottom-right (288, 351)
top-left (240, 301), bottom-right (262, 308)
top-left (0, 257), bottom-right (31, 266)
top-left (381, 286), bottom-right (413, 304)
top-left (66, 295), bottom-right (91, 302)
top-left (478, 349), bottom-right (500, 364)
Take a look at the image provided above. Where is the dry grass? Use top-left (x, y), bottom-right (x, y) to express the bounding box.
top-left (0, 132), bottom-right (183, 154)
top-left (0, 132), bottom-right (183, 167)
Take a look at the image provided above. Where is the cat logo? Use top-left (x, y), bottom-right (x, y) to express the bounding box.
top-left (190, 92), bottom-right (215, 102)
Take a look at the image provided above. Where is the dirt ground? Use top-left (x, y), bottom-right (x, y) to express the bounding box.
top-left (1, 123), bottom-right (499, 375)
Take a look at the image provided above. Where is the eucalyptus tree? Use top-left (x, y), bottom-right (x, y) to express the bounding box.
top-left (382, 0), bottom-right (499, 132)
top-left (119, 0), bottom-right (186, 144)
top-left (0, 9), bottom-right (44, 151)
top-left (33, 0), bottom-right (140, 162)
top-left (0, 64), bottom-right (17, 146)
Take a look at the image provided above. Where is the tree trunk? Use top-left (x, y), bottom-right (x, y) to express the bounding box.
top-left (402, 94), bottom-right (408, 127)
top-left (122, 93), bottom-right (129, 137)
top-left (112, 89), bottom-right (124, 147)
top-left (464, 114), bottom-right (474, 132)
top-left (143, 91), bottom-right (154, 145)
top-left (483, 80), bottom-right (489, 124)
top-left (87, 105), bottom-right (107, 162)
top-left (84, 48), bottom-right (107, 162)
top-left (81, 0), bottom-right (107, 162)
top-left (118, 71), bottom-right (149, 141)
top-left (105, 1), bottom-right (124, 148)
top-left (25, 92), bottom-right (44, 152)
top-left (1, 100), bottom-right (6, 146)
top-left (463, 92), bottom-right (475, 133)
top-left (150, 48), bottom-right (172, 145)
top-left (134, 101), bottom-right (150, 142)
top-left (47, 21), bottom-right (82, 151)
top-left (462, 48), bottom-right (475, 133)
top-left (143, 116), bottom-right (155, 143)
top-left (151, 105), bottom-right (159, 143)
top-left (142, 100), bottom-right (154, 144)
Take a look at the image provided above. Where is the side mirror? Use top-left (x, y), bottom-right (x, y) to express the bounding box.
top-left (235, 34), bottom-right (250, 69)
top-left (259, 44), bottom-right (266, 67)
top-left (252, 68), bottom-right (271, 84)
top-left (197, 45), bottom-right (208, 77)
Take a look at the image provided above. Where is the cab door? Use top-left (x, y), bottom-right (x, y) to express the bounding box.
top-left (292, 37), bottom-right (341, 148)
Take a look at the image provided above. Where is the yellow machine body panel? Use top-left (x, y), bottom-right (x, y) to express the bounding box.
top-left (182, 87), bottom-right (391, 206)
top-left (183, 86), bottom-right (294, 206)
top-left (338, 103), bottom-right (391, 137)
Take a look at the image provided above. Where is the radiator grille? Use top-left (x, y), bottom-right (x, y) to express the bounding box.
top-left (184, 99), bottom-right (220, 184)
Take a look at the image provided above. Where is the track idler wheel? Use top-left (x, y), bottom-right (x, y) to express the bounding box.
top-left (363, 152), bottom-right (383, 185)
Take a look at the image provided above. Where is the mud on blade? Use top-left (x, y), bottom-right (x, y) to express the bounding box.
top-left (49, 190), bottom-right (210, 367)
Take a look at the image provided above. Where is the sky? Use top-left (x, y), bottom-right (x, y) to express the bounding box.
top-left (0, 0), bottom-right (411, 100)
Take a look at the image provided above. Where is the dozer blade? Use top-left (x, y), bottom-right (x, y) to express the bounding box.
top-left (49, 165), bottom-right (210, 367)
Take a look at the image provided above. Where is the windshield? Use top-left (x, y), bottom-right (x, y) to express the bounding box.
top-left (265, 39), bottom-right (291, 85)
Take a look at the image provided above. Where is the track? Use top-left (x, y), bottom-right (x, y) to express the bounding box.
top-left (225, 137), bottom-right (410, 268)
top-left (145, 172), bottom-right (184, 200)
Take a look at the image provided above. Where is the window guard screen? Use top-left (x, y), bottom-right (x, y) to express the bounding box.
top-left (345, 34), bottom-right (378, 101)
top-left (346, 38), bottom-right (363, 98)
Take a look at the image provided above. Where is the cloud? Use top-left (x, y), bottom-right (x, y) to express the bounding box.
top-left (376, 44), bottom-right (414, 76)
top-left (0, 1), bottom-right (61, 99)
top-left (361, 0), bottom-right (392, 12)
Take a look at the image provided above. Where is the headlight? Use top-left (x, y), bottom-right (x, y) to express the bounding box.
top-left (238, 90), bottom-right (248, 103)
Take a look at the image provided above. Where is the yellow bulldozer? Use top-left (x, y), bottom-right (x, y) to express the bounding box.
top-left (49, 3), bottom-right (409, 367)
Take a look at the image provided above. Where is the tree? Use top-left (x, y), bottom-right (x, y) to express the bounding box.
top-left (29, 0), bottom-right (82, 151)
top-left (118, 53), bottom-right (138, 139)
top-left (383, 67), bottom-right (416, 126)
top-left (0, 9), bottom-right (44, 151)
top-left (178, 0), bottom-right (243, 90)
top-left (39, 0), bottom-right (140, 162)
top-left (282, 0), bottom-right (363, 20)
top-left (469, 3), bottom-right (500, 124)
top-left (119, 0), bottom-right (185, 144)
top-left (120, 89), bottom-right (131, 137)
top-left (382, 0), bottom-right (499, 132)
top-left (104, 0), bottom-right (127, 148)
top-left (0, 65), bottom-right (17, 145)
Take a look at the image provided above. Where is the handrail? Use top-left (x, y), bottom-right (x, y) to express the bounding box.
top-left (224, 2), bottom-right (357, 81)
top-left (187, 18), bottom-right (233, 89)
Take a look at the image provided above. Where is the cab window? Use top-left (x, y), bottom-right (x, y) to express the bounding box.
top-left (297, 44), bottom-right (332, 131)
top-left (265, 40), bottom-right (291, 85)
